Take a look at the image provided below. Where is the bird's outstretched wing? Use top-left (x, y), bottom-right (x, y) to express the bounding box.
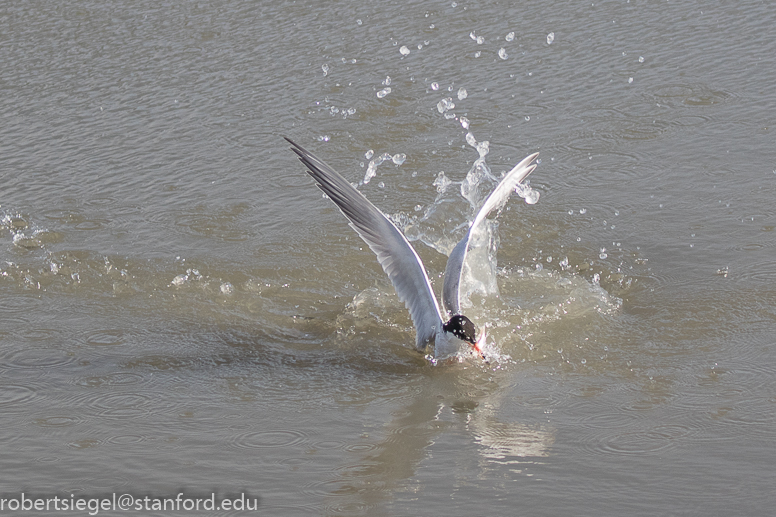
top-left (442, 152), bottom-right (539, 315)
top-left (285, 137), bottom-right (445, 350)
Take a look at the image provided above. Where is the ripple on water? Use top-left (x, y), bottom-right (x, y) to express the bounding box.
top-left (73, 372), bottom-right (147, 388)
top-left (70, 390), bottom-right (156, 419)
top-left (227, 429), bottom-right (308, 450)
top-left (645, 83), bottom-right (735, 109)
top-left (105, 434), bottom-right (147, 445)
top-left (0, 294), bottom-right (44, 315)
top-left (168, 203), bottom-right (254, 241)
top-left (32, 415), bottom-right (85, 427)
top-left (582, 422), bottom-right (695, 456)
top-left (85, 329), bottom-right (126, 347)
top-left (3, 347), bottom-right (75, 370)
top-left (0, 384), bottom-right (38, 408)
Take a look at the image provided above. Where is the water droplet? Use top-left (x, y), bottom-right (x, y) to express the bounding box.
top-left (457, 87), bottom-right (468, 100)
top-left (399, 45), bottom-right (410, 56)
top-left (220, 282), bottom-right (234, 295)
top-left (505, 31), bottom-right (515, 42)
top-left (599, 248), bottom-right (608, 259)
top-left (414, 204), bottom-right (423, 212)
top-left (524, 115), bottom-right (530, 121)
top-left (524, 189), bottom-right (540, 204)
top-left (378, 181), bottom-right (385, 188)
top-left (580, 208), bottom-right (587, 214)
top-left (465, 132), bottom-right (477, 147)
top-left (547, 32), bottom-right (555, 44)
top-left (365, 149), bottom-right (374, 159)
top-left (568, 210), bottom-right (574, 215)
top-left (474, 51), bottom-right (481, 58)
top-left (437, 97), bottom-right (455, 113)
top-left (614, 210), bottom-right (619, 216)
top-left (638, 56), bottom-right (644, 63)
top-left (431, 82), bottom-right (440, 91)
top-left (357, 19), bottom-right (362, 26)
top-left (317, 135), bottom-right (330, 142)
top-left (459, 116), bottom-right (470, 129)
top-left (376, 87), bottom-right (391, 98)
top-left (498, 48), bottom-right (508, 60)
top-left (392, 153), bottom-right (406, 165)
top-left (433, 171), bottom-right (452, 193)
top-left (382, 75), bottom-right (391, 86)
top-left (628, 77), bottom-right (633, 84)
top-left (321, 64), bottom-right (329, 76)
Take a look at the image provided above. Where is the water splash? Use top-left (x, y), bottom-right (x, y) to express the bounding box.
top-left (437, 97), bottom-right (455, 113)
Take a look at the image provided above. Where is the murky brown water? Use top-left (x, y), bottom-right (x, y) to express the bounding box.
top-left (2, 0), bottom-right (775, 515)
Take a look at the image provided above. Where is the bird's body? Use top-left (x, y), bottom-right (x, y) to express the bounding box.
top-left (285, 137), bottom-right (538, 361)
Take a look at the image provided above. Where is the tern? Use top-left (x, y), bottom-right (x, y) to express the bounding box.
top-left (285, 137), bottom-right (538, 360)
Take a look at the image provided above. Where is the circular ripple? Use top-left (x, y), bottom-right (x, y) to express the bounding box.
top-left (4, 347), bottom-right (75, 369)
top-left (106, 434), bottom-right (146, 445)
top-left (85, 329), bottom-right (126, 347)
top-left (577, 409), bottom-right (647, 430)
top-left (343, 442), bottom-right (378, 453)
top-left (90, 392), bottom-right (153, 410)
top-left (228, 429), bottom-right (307, 449)
top-left (591, 423), bottom-right (694, 456)
top-left (0, 385), bottom-right (37, 407)
top-left (35, 456), bottom-right (62, 463)
top-left (311, 440), bottom-right (345, 450)
top-left (33, 415), bottom-right (85, 427)
top-left (19, 328), bottom-right (61, 342)
top-left (0, 295), bottom-right (43, 314)
top-left (73, 372), bottom-right (146, 388)
top-left (71, 390), bottom-right (155, 419)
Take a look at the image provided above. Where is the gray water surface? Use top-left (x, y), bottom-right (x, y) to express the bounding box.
top-left (2, 0), bottom-right (775, 515)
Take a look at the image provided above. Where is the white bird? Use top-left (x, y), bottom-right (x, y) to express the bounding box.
top-left (285, 137), bottom-right (538, 360)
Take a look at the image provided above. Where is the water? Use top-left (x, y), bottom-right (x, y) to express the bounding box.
top-left (2, 0), bottom-right (776, 515)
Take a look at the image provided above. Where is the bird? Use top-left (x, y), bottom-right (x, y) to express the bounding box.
top-left (285, 136), bottom-right (538, 361)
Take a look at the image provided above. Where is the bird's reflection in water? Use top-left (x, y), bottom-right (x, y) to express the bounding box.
top-left (326, 371), bottom-right (554, 513)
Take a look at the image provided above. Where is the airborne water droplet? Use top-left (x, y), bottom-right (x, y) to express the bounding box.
top-left (457, 87), bottom-right (468, 100)
top-left (547, 32), bottom-right (555, 44)
top-left (498, 48), bottom-right (508, 60)
top-left (505, 31), bottom-right (515, 42)
top-left (399, 45), bottom-right (410, 56)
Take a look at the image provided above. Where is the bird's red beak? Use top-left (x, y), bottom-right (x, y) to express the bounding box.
top-left (472, 328), bottom-right (487, 360)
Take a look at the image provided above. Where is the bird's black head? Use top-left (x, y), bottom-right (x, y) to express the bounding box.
top-left (442, 315), bottom-right (477, 344)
